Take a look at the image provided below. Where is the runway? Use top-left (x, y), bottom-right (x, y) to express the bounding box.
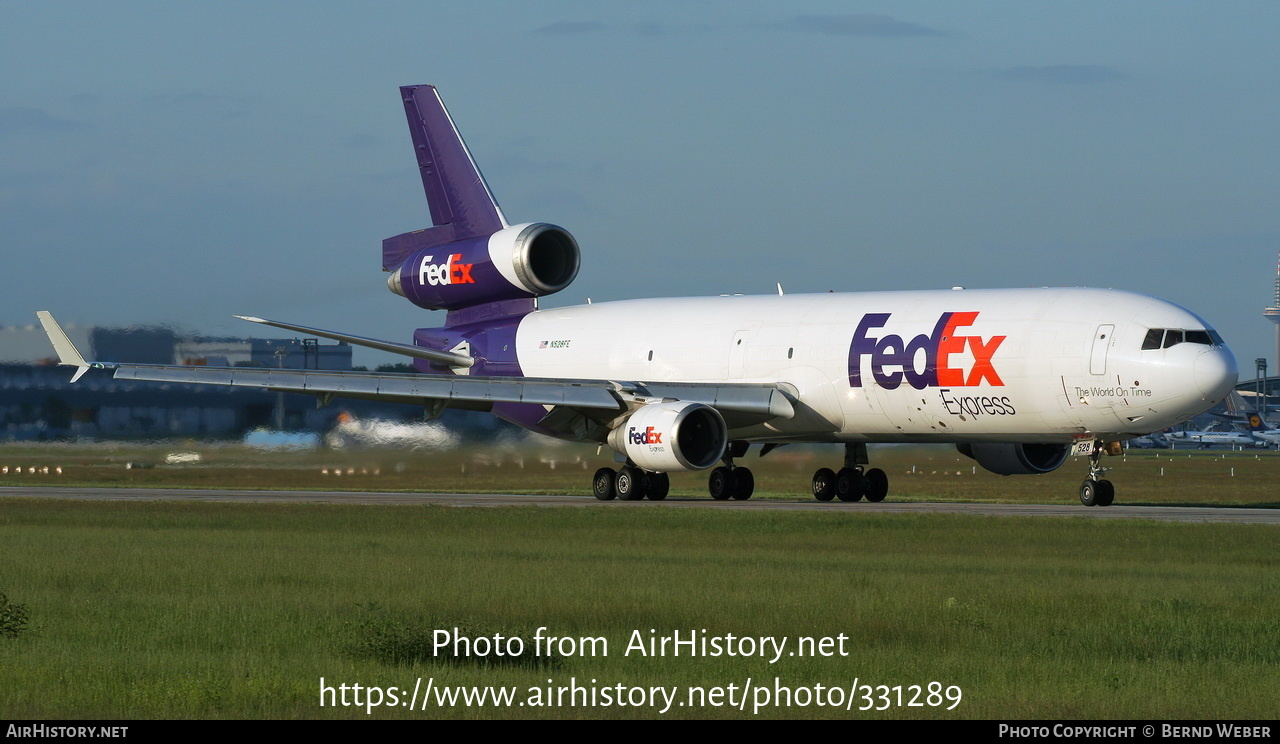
top-left (2, 486), bottom-right (1278, 524)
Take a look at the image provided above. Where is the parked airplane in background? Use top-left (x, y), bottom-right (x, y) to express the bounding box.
top-left (1241, 413), bottom-right (1280, 448)
top-left (324, 411), bottom-right (459, 451)
top-left (1210, 391), bottom-right (1280, 447)
top-left (39, 85), bottom-right (1239, 507)
top-left (1165, 428), bottom-right (1262, 448)
top-left (1125, 432), bottom-right (1170, 449)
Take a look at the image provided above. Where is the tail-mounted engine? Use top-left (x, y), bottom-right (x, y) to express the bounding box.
top-left (386, 222), bottom-right (580, 311)
top-left (956, 442), bottom-right (1070, 476)
top-left (606, 401), bottom-right (728, 472)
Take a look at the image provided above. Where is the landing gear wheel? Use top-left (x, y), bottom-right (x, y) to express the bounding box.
top-left (644, 472), bottom-right (670, 501)
top-left (616, 466), bottom-right (647, 501)
top-left (863, 467), bottom-right (888, 503)
top-left (731, 468), bottom-right (754, 500)
top-left (835, 467), bottom-right (865, 502)
top-left (1094, 479), bottom-right (1114, 507)
top-left (1080, 439), bottom-right (1116, 507)
top-left (1079, 479), bottom-right (1098, 507)
top-left (593, 467), bottom-right (616, 501)
top-left (708, 467), bottom-right (733, 500)
top-left (812, 468), bottom-right (836, 501)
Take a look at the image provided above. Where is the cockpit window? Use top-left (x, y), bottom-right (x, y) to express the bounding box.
top-left (1141, 328), bottom-right (1222, 350)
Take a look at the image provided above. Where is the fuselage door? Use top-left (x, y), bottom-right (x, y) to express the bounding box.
top-left (1089, 324), bottom-right (1114, 375)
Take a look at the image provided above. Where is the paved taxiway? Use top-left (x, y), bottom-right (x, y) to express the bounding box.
top-left (2, 486), bottom-right (1277, 524)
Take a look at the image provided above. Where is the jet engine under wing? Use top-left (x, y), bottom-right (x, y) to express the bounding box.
top-left (36, 312), bottom-right (795, 436)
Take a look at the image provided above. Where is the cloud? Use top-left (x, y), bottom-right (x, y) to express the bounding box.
top-left (779, 14), bottom-right (950, 38)
top-left (0, 107), bottom-right (89, 135)
top-left (997, 65), bottom-right (1126, 85)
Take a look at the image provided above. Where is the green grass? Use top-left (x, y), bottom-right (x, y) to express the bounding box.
top-left (3, 441), bottom-right (1280, 506)
top-left (0, 499), bottom-right (1277, 719)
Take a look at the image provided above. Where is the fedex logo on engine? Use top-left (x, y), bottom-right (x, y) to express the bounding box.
top-left (849, 312), bottom-right (1006, 390)
top-left (628, 426), bottom-right (663, 446)
top-left (418, 254), bottom-right (476, 287)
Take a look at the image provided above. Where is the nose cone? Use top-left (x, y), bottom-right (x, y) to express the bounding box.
top-left (1193, 345), bottom-right (1238, 401)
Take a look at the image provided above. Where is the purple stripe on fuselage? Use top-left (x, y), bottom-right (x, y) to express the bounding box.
top-left (412, 311), bottom-right (524, 378)
top-left (413, 308), bottom-right (564, 437)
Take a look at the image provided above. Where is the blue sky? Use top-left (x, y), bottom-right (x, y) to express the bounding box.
top-left (2, 1), bottom-right (1278, 371)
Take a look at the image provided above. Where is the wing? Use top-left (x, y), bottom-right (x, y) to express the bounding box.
top-left (36, 312), bottom-right (795, 441)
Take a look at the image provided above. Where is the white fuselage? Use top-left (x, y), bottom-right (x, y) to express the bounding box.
top-left (514, 287), bottom-right (1237, 444)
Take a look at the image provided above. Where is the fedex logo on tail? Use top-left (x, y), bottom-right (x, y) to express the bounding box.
top-left (418, 254), bottom-right (476, 287)
top-left (849, 312), bottom-right (1006, 390)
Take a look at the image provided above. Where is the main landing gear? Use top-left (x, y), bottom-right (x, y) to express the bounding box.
top-left (592, 442), bottom-right (895, 504)
top-left (593, 465), bottom-right (670, 501)
top-left (811, 443), bottom-right (889, 503)
top-left (1079, 440), bottom-right (1116, 507)
top-left (591, 442), bottom-right (759, 502)
top-left (708, 441), bottom-right (754, 500)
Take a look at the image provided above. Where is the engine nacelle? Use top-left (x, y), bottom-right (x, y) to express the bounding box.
top-left (956, 442), bottom-right (1070, 476)
top-left (387, 222), bottom-right (580, 310)
top-left (606, 401), bottom-right (728, 472)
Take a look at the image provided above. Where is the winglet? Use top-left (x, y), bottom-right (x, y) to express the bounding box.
top-left (35, 311), bottom-right (92, 382)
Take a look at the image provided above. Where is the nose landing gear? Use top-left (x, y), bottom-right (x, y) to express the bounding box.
top-left (1079, 440), bottom-right (1117, 507)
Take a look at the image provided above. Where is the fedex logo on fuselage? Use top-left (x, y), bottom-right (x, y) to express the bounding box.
top-left (849, 312), bottom-right (1006, 390)
top-left (418, 254), bottom-right (476, 287)
top-left (628, 426), bottom-right (663, 446)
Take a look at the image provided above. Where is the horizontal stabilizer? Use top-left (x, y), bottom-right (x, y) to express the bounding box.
top-left (382, 225), bottom-right (457, 273)
top-left (234, 315), bottom-right (474, 368)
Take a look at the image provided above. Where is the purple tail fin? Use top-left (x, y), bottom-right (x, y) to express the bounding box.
top-left (382, 85), bottom-right (507, 271)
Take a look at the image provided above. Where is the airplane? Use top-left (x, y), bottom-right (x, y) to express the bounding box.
top-left (1124, 432), bottom-right (1170, 449)
top-left (1164, 428), bottom-right (1262, 448)
top-left (38, 84), bottom-right (1239, 508)
top-left (324, 410), bottom-right (460, 451)
top-left (1210, 391), bottom-right (1280, 446)
top-left (1241, 412), bottom-right (1280, 448)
